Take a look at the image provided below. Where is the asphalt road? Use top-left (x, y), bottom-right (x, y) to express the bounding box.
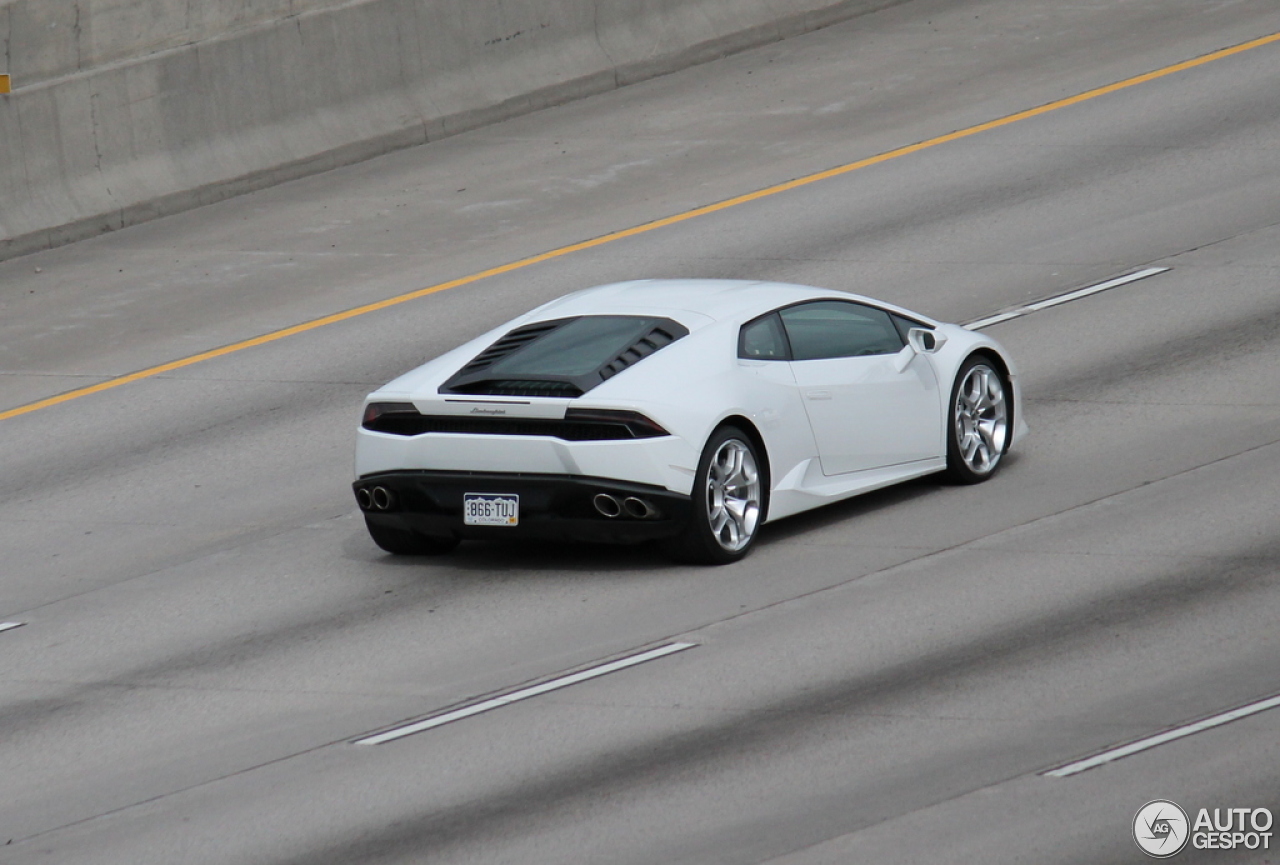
top-left (2, 0), bottom-right (1279, 862)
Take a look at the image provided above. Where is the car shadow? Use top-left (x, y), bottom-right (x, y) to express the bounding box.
top-left (756, 454), bottom-right (1023, 547)
top-left (756, 476), bottom-right (944, 546)
top-left (345, 530), bottom-right (673, 574)
top-left (446, 538), bottom-right (674, 573)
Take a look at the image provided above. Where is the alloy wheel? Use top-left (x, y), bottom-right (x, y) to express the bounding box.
top-left (953, 364), bottom-right (1009, 475)
top-left (704, 438), bottom-right (762, 552)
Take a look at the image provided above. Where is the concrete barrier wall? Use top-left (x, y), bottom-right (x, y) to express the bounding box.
top-left (3, 0), bottom-right (351, 88)
top-left (0, 0), bottom-right (902, 260)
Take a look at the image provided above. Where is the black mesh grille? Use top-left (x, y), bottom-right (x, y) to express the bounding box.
top-left (364, 414), bottom-right (637, 441)
top-left (450, 379), bottom-right (584, 398)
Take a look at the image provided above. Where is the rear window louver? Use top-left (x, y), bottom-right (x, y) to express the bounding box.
top-left (440, 315), bottom-right (689, 398)
top-left (599, 325), bottom-right (682, 380)
top-left (454, 321), bottom-right (565, 376)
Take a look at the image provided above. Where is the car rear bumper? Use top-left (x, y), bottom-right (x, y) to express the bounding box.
top-left (354, 470), bottom-right (692, 543)
top-left (354, 429), bottom-right (700, 497)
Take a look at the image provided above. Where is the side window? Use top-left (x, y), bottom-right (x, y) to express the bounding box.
top-left (779, 301), bottom-right (905, 361)
top-left (738, 312), bottom-right (790, 360)
top-left (891, 313), bottom-right (926, 342)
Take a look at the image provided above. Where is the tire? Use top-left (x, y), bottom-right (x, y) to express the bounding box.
top-left (364, 517), bottom-right (459, 556)
top-left (663, 426), bottom-right (765, 565)
top-left (945, 355), bottom-right (1011, 484)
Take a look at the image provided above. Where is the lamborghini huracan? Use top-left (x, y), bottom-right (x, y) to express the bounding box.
top-left (354, 279), bottom-right (1026, 563)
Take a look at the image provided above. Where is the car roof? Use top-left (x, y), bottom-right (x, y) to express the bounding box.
top-left (527, 279), bottom-right (908, 327)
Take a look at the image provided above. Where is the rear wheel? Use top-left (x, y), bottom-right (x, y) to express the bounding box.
top-left (364, 517), bottom-right (459, 556)
top-left (945, 355), bottom-right (1010, 484)
top-left (663, 426), bottom-right (764, 565)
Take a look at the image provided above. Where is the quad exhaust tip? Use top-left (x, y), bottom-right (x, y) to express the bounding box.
top-left (357, 486), bottom-right (396, 512)
top-left (593, 493), bottom-right (622, 518)
top-left (593, 493), bottom-right (661, 520)
top-left (623, 496), bottom-right (661, 520)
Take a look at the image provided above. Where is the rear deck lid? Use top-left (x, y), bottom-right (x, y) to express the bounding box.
top-left (438, 315), bottom-right (689, 399)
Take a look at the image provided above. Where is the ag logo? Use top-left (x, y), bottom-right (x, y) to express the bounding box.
top-left (1134, 800), bottom-right (1190, 858)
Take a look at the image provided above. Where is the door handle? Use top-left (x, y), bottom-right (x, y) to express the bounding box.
top-left (805, 390), bottom-right (832, 400)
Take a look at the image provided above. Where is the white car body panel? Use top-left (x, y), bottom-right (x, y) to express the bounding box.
top-left (791, 349), bottom-right (943, 475)
top-left (355, 279), bottom-right (1027, 535)
top-left (767, 456), bottom-right (949, 521)
top-left (356, 427), bottom-right (700, 494)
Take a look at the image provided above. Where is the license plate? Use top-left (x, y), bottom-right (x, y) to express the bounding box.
top-left (463, 493), bottom-right (519, 526)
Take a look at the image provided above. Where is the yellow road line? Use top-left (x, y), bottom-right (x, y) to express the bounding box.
top-left (4, 29), bottom-right (1279, 423)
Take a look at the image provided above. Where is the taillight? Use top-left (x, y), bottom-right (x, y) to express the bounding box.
top-left (362, 402), bottom-right (419, 429)
top-left (563, 408), bottom-right (670, 438)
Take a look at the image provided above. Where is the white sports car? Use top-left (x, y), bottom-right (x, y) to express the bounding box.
top-left (354, 279), bottom-right (1026, 563)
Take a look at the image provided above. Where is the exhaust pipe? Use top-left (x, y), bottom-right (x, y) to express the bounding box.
top-left (355, 488), bottom-right (373, 511)
top-left (371, 486), bottom-right (395, 511)
top-left (623, 497), bottom-right (660, 520)
top-left (593, 493), bottom-right (622, 518)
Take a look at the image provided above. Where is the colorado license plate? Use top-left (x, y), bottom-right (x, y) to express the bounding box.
top-left (463, 493), bottom-right (519, 526)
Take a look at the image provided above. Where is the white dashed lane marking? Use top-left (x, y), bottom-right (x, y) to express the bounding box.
top-left (354, 642), bottom-right (697, 745)
top-left (1045, 692), bottom-right (1280, 777)
top-left (965, 267), bottom-right (1170, 330)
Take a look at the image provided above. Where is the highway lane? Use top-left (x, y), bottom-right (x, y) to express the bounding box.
top-left (9, 222), bottom-right (1279, 864)
top-left (4, 0), bottom-right (1279, 413)
top-left (2, 0), bottom-right (1280, 861)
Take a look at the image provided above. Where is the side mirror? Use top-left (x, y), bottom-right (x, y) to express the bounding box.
top-left (907, 327), bottom-right (946, 353)
top-left (894, 327), bottom-right (947, 373)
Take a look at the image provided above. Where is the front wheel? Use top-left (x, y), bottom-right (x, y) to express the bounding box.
top-left (663, 426), bottom-right (765, 565)
top-left (945, 355), bottom-right (1010, 484)
top-left (364, 517), bottom-right (460, 556)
